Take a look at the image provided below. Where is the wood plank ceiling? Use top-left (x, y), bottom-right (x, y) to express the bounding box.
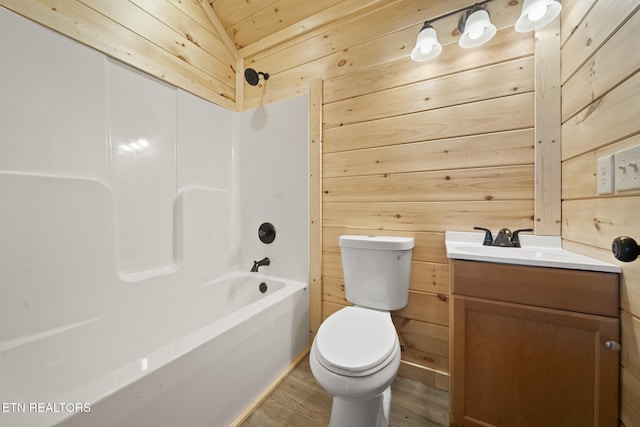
top-left (209, 0), bottom-right (382, 51)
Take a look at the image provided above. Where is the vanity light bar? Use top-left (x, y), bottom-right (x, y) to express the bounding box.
top-left (411, 0), bottom-right (562, 62)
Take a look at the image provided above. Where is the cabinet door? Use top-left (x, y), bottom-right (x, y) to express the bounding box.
top-left (450, 295), bottom-right (619, 427)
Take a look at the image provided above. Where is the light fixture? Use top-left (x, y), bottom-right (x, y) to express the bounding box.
top-left (515, 0), bottom-right (562, 32)
top-left (458, 4), bottom-right (496, 49)
top-left (410, 0), bottom-right (562, 63)
top-left (410, 22), bottom-right (442, 62)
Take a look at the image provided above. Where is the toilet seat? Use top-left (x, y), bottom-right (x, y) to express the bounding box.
top-left (314, 306), bottom-right (399, 377)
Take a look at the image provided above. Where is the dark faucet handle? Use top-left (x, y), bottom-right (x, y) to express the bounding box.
top-left (511, 228), bottom-right (534, 248)
top-left (473, 227), bottom-right (493, 246)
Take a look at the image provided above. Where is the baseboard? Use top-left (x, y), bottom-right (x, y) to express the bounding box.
top-left (229, 344), bottom-right (312, 426)
top-left (397, 360), bottom-right (449, 392)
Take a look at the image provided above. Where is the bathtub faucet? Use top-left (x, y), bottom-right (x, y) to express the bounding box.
top-left (251, 257), bottom-right (270, 272)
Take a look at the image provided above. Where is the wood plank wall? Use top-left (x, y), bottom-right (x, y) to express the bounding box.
top-left (239, 0), bottom-right (536, 388)
top-left (322, 33), bottom-right (535, 389)
top-left (560, 1), bottom-right (640, 425)
top-left (0, 0), bottom-right (237, 110)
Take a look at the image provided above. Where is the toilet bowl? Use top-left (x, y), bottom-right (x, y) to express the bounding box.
top-left (310, 235), bottom-right (414, 427)
top-left (310, 306), bottom-right (402, 427)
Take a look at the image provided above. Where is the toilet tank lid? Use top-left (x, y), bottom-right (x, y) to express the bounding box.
top-left (339, 235), bottom-right (414, 250)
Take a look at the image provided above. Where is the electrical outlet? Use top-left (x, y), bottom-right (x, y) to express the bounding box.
top-left (597, 155), bottom-right (614, 194)
top-left (615, 146), bottom-right (640, 191)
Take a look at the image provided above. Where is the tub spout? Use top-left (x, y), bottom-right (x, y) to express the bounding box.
top-left (251, 257), bottom-right (270, 272)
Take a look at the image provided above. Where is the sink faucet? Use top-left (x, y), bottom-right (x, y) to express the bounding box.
top-left (493, 228), bottom-right (514, 247)
top-left (251, 257), bottom-right (270, 272)
top-left (474, 227), bottom-right (533, 247)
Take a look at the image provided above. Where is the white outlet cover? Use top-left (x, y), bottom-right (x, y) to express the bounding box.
top-left (597, 155), bottom-right (614, 194)
top-left (615, 145), bottom-right (640, 191)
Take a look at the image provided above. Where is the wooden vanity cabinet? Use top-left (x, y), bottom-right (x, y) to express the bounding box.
top-left (449, 260), bottom-right (620, 427)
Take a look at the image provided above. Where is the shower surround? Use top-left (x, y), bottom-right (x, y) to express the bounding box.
top-left (0, 7), bottom-right (309, 426)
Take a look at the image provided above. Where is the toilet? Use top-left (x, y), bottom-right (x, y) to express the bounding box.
top-left (310, 235), bottom-right (414, 427)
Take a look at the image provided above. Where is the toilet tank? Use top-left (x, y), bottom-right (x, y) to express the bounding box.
top-left (339, 235), bottom-right (414, 311)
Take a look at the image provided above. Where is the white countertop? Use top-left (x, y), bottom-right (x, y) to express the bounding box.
top-left (445, 231), bottom-right (621, 273)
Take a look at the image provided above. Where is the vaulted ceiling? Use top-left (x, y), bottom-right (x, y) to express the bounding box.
top-left (208, 0), bottom-right (385, 50)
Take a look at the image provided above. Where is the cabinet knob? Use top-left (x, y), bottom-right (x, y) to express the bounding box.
top-left (605, 341), bottom-right (621, 351)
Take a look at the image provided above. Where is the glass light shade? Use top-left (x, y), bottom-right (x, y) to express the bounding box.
top-left (410, 24), bottom-right (442, 62)
top-left (459, 9), bottom-right (496, 49)
top-left (515, 0), bottom-right (562, 32)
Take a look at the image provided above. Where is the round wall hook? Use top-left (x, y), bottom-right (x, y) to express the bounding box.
top-left (612, 236), bottom-right (638, 262)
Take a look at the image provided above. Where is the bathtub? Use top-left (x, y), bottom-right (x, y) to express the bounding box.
top-left (0, 273), bottom-right (309, 427)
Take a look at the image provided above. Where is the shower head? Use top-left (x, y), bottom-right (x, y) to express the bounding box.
top-left (244, 68), bottom-right (269, 86)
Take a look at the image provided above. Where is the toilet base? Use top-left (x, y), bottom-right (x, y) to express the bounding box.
top-left (329, 386), bottom-right (392, 427)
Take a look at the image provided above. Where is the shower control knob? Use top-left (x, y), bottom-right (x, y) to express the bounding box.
top-left (258, 222), bottom-right (276, 244)
top-left (612, 236), bottom-right (638, 262)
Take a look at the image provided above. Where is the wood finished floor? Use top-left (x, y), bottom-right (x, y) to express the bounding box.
top-left (241, 356), bottom-right (449, 427)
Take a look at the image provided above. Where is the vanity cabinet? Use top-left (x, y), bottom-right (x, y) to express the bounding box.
top-left (450, 260), bottom-right (620, 427)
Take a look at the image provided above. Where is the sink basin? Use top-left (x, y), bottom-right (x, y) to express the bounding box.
top-left (445, 231), bottom-right (621, 273)
top-left (459, 245), bottom-right (558, 259)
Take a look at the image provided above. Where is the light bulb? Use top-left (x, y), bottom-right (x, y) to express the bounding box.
top-left (515, 0), bottom-right (562, 32)
top-left (411, 23), bottom-right (442, 62)
top-left (528, 3), bottom-right (546, 21)
top-left (468, 25), bottom-right (484, 40)
top-left (459, 7), bottom-right (495, 48)
top-left (419, 42), bottom-right (434, 54)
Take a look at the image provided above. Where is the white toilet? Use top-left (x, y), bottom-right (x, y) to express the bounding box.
top-left (310, 235), bottom-right (414, 427)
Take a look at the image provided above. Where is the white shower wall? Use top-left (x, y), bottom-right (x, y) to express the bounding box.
top-left (0, 6), bottom-right (309, 340)
top-left (238, 100), bottom-right (310, 283)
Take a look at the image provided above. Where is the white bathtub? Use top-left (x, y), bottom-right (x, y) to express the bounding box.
top-left (0, 273), bottom-right (309, 427)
